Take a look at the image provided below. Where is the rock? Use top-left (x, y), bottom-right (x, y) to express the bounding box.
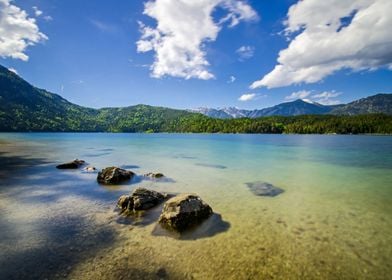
top-left (156, 268), bottom-right (167, 279)
top-left (117, 188), bottom-right (166, 212)
top-left (56, 159), bottom-right (85, 169)
top-left (246, 181), bottom-right (284, 197)
top-left (158, 194), bottom-right (213, 232)
top-left (132, 188), bottom-right (166, 210)
top-left (144, 172), bottom-right (164, 178)
top-left (117, 195), bottom-right (132, 211)
top-left (83, 166), bottom-right (97, 172)
top-left (97, 167), bottom-right (135, 184)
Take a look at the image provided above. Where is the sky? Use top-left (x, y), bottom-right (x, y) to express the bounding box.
top-left (0, 0), bottom-right (391, 110)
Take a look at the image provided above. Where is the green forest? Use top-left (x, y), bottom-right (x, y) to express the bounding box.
top-left (1, 64), bottom-right (391, 134)
top-left (1, 103), bottom-right (391, 134)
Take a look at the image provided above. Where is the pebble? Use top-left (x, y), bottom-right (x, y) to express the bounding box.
top-left (156, 267), bottom-right (167, 278)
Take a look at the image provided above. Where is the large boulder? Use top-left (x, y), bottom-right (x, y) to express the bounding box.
top-left (56, 159), bottom-right (85, 169)
top-left (246, 181), bottom-right (284, 197)
top-left (97, 167), bottom-right (135, 184)
top-left (158, 194), bottom-right (213, 232)
top-left (117, 188), bottom-right (166, 212)
top-left (132, 188), bottom-right (166, 210)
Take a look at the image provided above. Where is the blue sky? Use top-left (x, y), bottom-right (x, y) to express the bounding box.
top-left (0, 0), bottom-right (391, 109)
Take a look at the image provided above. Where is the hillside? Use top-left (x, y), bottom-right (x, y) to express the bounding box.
top-left (97, 104), bottom-right (199, 132)
top-left (0, 65), bottom-right (102, 131)
top-left (249, 99), bottom-right (335, 117)
top-left (331, 94), bottom-right (392, 115)
top-left (0, 65), bottom-right (198, 132)
top-left (0, 65), bottom-right (391, 134)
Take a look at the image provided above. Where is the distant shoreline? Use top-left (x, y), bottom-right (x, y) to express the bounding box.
top-left (0, 131), bottom-right (391, 136)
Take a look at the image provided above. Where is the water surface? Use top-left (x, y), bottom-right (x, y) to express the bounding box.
top-left (0, 133), bottom-right (391, 279)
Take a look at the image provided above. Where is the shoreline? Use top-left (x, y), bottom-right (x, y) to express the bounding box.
top-left (0, 131), bottom-right (391, 136)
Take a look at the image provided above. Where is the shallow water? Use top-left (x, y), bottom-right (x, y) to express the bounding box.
top-left (0, 133), bottom-right (391, 279)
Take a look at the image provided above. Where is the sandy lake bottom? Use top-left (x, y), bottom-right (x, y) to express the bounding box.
top-left (0, 133), bottom-right (391, 280)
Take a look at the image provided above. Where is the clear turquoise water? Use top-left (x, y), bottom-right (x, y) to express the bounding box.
top-left (0, 133), bottom-right (391, 279)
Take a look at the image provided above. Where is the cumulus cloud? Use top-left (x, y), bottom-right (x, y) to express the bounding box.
top-left (251, 0), bottom-right (392, 89)
top-left (0, 0), bottom-right (47, 61)
top-left (285, 90), bottom-right (342, 105)
top-left (137, 0), bottom-right (258, 80)
top-left (238, 93), bottom-right (256, 101)
top-left (236, 45), bottom-right (255, 61)
top-left (219, 0), bottom-right (259, 27)
top-left (32, 6), bottom-right (42, 17)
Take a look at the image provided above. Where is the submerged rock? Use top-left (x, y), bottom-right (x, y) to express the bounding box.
top-left (117, 188), bottom-right (166, 212)
top-left (56, 159), bottom-right (85, 169)
top-left (158, 194), bottom-right (213, 232)
top-left (83, 166), bottom-right (97, 172)
top-left (144, 172), bottom-right (164, 179)
top-left (195, 163), bottom-right (227, 169)
top-left (97, 166), bottom-right (135, 184)
top-left (246, 181), bottom-right (284, 197)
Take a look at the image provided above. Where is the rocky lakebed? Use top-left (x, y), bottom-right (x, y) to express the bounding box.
top-left (2, 134), bottom-right (391, 280)
top-left (56, 159), bottom-right (285, 236)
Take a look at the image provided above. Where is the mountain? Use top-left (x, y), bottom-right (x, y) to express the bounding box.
top-left (248, 99), bottom-right (338, 117)
top-left (0, 64), bottom-right (100, 131)
top-left (0, 64), bottom-right (391, 134)
top-left (189, 107), bottom-right (248, 119)
top-left (330, 94), bottom-right (392, 115)
top-left (190, 95), bottom-right (392, 119)
top-left (190, 99), bottom-right (342, 118)
top-left (0, 65), bottom-right (197, 132)
top-left (188, 108), bottom-right (232, 119)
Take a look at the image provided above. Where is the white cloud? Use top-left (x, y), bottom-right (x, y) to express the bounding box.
top-left (238, 93), bottom-right (256, 101)
top-left (32, 6), bottom-right (52, 21)
top-left (236, 45), bottom-right (255, 61)
top-left (285, 90), bottom-right (342, 105)
top-left (43, 15), bottom-right (53, 21)
top-left (0, 0), bottom-right (47, 61)
top-left (219, 0), bottom-right (259, 27)
top-left (312, 91), bottom-right (342, 105)
top-left (32, 6), bottom-right (42, 17)
top-left (137, 0), bottom-right (258, 80)
top-left (227, 75), bottom-right (236, 83)
top-left (8, 67), bottom-right (18, 74)
top-left (285, 90), bottom-right (312, 101)
top-left (251, 0), bottom-right (392, 89)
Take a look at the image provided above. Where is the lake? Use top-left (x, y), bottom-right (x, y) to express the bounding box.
top-left (0, 133), bottom-right (391, 279)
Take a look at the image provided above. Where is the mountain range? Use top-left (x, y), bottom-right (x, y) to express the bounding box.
top-left (189, 95), bottom-right (392, 118)
top-left (0, 64), bottom-right (391, 133)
